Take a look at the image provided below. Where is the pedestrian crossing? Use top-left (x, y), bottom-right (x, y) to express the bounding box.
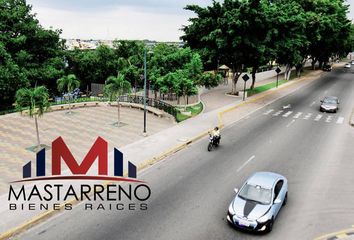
top-left (263, 109), bottom-right (346, 125)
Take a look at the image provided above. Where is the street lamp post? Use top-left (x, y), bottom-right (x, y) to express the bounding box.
top-left (143, 48), bottom-right (147, 135)
top-left (275, 67), bottom-right (281, 88)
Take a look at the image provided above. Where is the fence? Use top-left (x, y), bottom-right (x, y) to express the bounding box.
top-left (118, 95), bottom-right (177, 119)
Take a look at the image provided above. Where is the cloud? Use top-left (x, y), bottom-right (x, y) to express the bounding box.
top-left (27, 0), bottom-right (211, 13)
top-left (26, 0), bottom-right (213, 41)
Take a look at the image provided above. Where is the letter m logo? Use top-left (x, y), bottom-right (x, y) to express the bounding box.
top-left (52, 137), bottom-right (108, 175)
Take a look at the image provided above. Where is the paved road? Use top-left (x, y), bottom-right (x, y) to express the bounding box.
top-left (19, 68), bottom-right (354, 240)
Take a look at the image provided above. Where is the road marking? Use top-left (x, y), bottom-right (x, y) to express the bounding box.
top-left (336, 117), bottom-right (344, 124)
top-left (237, 155), bottom-right (255, 172)
top-left (314, 114), bottom-right (323, 121)
top-left (303, 113), bottom-right (312, 120)
top-left (310, 101), bottom-right (316, 107)
top-left (325, 116), bottom-right (333, 123)
top-left (273, 110), bottom-right (283, 116)
top-left (286, 119), bottom-right (296, 127)
top-left (282, 104), bottom-right (291, 109)
top-left (282, 111), bottom-right (293, 117)
top-left (263, 109), bottom-right (274, 115)
top-left (293, 112), bottom-right (302, 119)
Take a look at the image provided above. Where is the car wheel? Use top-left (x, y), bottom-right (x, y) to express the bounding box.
top-left (266, 218), bottom-right (274, 233)
top-left (282, 192), bottom-right (288, 206)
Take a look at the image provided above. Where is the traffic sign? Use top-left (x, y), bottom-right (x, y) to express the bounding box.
top-left (275, 67), bottom-right (281, 74)
top-left (242, 74), bottom-right (250, 82)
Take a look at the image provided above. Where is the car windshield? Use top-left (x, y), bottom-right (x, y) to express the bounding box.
top-left (323, 98), bottom-right (337, 104)
top-left (238, 184), bottom-right (272, 205)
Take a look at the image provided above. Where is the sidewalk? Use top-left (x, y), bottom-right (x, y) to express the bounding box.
top-left (0, 62), bottom-right (342, 239)
top-left (201, 68), bottom-right (286, 112)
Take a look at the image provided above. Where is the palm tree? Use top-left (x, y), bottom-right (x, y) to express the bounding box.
top-left (104, 74), bottom-right (131, 126)
top-left (15, 86), bottom-right (49, 152)
top-left (57, 74), bottom-right (80, 114)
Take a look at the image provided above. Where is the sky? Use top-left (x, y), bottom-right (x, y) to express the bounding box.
top-left (27, 0), bottom-right (354, 42)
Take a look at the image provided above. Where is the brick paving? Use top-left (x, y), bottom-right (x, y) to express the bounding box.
top-left (0, 105), bottom-right (174, 194)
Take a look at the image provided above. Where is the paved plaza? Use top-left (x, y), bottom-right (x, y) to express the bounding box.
top-left (0, 105), bottom-right (174, 194)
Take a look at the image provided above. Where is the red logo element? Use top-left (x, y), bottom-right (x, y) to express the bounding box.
top-left (52, 136), bottom-right (108, 175)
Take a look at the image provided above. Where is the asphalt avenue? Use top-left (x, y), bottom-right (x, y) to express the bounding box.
top-left (19, 67), bottom-right (354, 240)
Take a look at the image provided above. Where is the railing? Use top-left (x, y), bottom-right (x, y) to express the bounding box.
top-left (118, 95), bottom-right (177, 118)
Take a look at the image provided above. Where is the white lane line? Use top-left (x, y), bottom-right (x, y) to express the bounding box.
top-left (325, 116), bottom-right (333, 123)
top-left (273, 110), bottom-right (283, 116)
top-left (293, 112), bottom-right (302, 119)
top-left (314, 114), bottom-right (323, 121)
top-left (310, 101), bottom-right (316, 107)
top-left (336, 117), bottom-right (344, 124)
top-left (303, 113), bottom-right (312, 120)
top-left (282, 104), bottom-right (291, 109)
top-left (263, 109), bottom-right (274, 115)
top-left (282, 111), bottom-right (293, 117)
top-left (237, 155), bottom-right (255, 172)
top-left (286, 119), bottom-right (296, 128)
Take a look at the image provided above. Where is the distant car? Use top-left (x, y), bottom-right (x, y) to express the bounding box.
top-left (351, 60), bottom-right (354, 65)
top-left (345, 63), bottom-right (351, 68)
top-left (320, 96), bottom-right (339, 113)
top-left (322, 64), bottom-right (332, 71)
top-left (227, 172), bottom-right (288, 233)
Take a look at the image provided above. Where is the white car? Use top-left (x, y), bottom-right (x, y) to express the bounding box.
top-left (345, 63), bottom-right (351, 68)
top-left (227, 172), bottom-right (288, 233)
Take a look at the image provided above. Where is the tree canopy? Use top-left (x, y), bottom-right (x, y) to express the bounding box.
top-left (182, 0), bottom-right (354, 91)
top-left (0, 0), bottom-right (65, 108)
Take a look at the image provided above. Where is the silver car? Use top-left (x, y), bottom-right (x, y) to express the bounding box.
top-left (227, 172), bottom-right (288, 233)
top-left (320, 96), bottom-right (339, 113)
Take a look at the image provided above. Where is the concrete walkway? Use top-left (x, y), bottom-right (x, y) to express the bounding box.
top-left (0, 62), bottom-right (344, 239)
top-left (0, 106), bottom-right (175, 194)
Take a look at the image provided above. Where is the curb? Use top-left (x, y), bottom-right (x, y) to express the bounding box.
top-left (350, 108), bottom-right (354, 127)
top-left (0, 69), bottom-right (326, 240)
top-left (314, 226), bottom-right (354, 240)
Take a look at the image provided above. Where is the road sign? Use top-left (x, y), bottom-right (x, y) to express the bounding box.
top-left (242, 74), bottom-right (250, 82)
top-left (242, 74), bottom-right (249, 101)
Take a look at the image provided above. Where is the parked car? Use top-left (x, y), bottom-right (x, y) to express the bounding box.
top-left (345, 63), bottom-right (351, 68)
top-left (227, 172), bottom-right (288, 233)
top-left (351, 60), bottom-right (354, 65)
top-left (320, 96), bottom-right (339, 113)
top-left (322, 64), bottom-right (332, 71)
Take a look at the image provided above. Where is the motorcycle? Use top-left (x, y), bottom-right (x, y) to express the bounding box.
top-left (207, 134), bottom-right (220, 151)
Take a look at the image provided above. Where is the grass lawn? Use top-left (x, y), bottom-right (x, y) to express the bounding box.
top-left (247, 79), bottom-right (288, 97)
top-left (176, 102), bottom-right (203, 122)
top-left (247, 69), bottom-right (312, 97)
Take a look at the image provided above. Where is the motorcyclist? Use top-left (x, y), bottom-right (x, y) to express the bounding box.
top-left (210, 126), bottom-right (220, 144)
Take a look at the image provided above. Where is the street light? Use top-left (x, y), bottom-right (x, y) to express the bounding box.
top-left (143, 48), bottom-right (153, 136)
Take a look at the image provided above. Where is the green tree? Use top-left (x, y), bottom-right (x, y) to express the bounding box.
top-left (173, 70), bottom-right (198, 108)
top-left (198, 72), bottom-right (222, 89)
top-left (66, 45), bottom-right (118, 91)
top-left (183, 0), bottom-right (268, 94)
top-left (104, 74), bottom-right (131, 126)
top-left (0, 43), bottom-right (29, 109)
top-left (15, 86), bottom-right (49, 151)
top-left (57, 74), bottom-right (80, 113)
top-left (270, 0), bottom-right (309, 80)
top-left (0, 0), bottom-right (64, 107)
